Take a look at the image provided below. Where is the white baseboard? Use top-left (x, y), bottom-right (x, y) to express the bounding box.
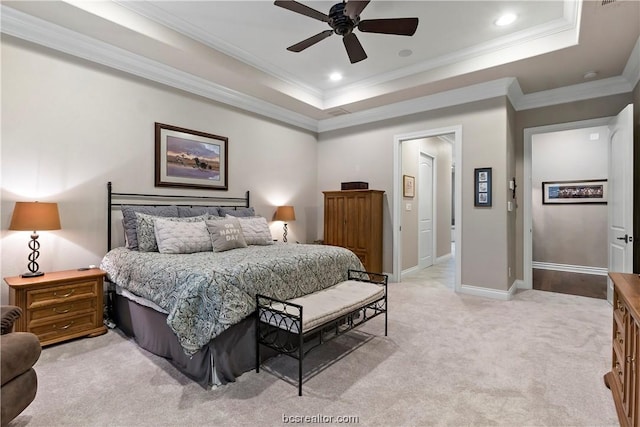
top-left (400, 265), bottom-right (420, 279)
top-left (532, 261), bottom-right (608, 276)
top-left (436, 253), bottom-right (452, 264)
top-left (515, 279), bottom-right (529, 290)
top-left (458, 282), bottom-right (518, 301)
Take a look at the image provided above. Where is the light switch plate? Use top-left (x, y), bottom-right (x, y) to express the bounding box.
top-left (406, 203), bottom-right (412, 211)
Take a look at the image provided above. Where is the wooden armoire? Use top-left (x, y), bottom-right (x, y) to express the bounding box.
top-left (323, 190), bottom-right (384, 273)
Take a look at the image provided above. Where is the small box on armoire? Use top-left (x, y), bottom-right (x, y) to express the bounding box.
top-left (341, 181), bottom-right (369, 190)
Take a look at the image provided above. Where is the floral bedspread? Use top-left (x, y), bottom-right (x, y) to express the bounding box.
top-left (100, 244), bottom-right (363, 355)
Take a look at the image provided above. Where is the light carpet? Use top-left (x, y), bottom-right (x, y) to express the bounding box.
top-left (9, 261), bottom-right (617, 427)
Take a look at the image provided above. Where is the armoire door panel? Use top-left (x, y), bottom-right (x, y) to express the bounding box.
top-left (323, 190), bottom-right (384, 273)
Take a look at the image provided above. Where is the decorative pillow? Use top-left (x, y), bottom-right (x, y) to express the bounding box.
top-left (219, 207), bottom-right (255, 218)
top-left (153, 218), bottom-right (212, 254)
top-left (227, 215), bottom-right (274, 246)
top-left (205, 218), bottom-right (248, 252)
top-left (136, 213), bottom-right (207, 252)
top-left (121, 205), bottom-right (179, 250)
top-left (177, 206), bottom-right (221, 218)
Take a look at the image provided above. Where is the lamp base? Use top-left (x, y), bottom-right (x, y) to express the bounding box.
top-left (21, 271), bottom-right (44, 278)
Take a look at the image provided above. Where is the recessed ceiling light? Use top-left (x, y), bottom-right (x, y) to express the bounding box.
top-left (398, 49), bottom-right (413, 58)
top-left (495, 13), bottom-right (517, 27)
top-left (329, 72), bottom-right (342, 82)
top-left (583, 71), bottom-right (598, 79)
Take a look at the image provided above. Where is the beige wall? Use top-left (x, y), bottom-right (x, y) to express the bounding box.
top-left (513, 93), bottom-right (634, 280)
top-left (506, 101), bottom-right (517, 285)
top-left (1, 37), bottom-right (319, 303)
top-left (401, 139), bottom-right (419, 270)
top-left (319, 98), bottom-right (510, 290)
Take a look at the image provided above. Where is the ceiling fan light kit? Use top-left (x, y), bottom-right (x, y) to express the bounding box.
top-left (274, 0), bottom-right (419, 64)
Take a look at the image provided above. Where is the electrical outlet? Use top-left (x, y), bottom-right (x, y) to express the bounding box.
top-left (508, 267), bottom-right (512, 277)
top-left (406, 203), bottom-right (412, 211)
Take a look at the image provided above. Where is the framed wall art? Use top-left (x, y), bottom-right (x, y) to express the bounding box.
top-left (542, 179), bottom-right (607, 204)
top-left (403, 175), bottom-right (415, 198)
top-left (155, 122), bottom-right (228, 190)
top-left (474, 167), bottom-right (492, 207)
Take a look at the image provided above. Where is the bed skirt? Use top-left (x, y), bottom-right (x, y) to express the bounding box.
top-left (113, 293), bottom-right (274, 388)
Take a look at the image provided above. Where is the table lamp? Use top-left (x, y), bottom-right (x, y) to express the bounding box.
top-left (274, 206), bottom-right (295, 243)
top-left (9, 201), bottom-right (61, 277)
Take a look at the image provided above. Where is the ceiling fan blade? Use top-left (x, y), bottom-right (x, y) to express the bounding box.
top-left (345, 0), bottom-right (371, 19)
top-left (343, 33), bottom-right (367, 64)
top-left (274, 0), bottom-right (329, 22)
top-left (358, 18), bottom-right (419, 36)
top-left (287, 30), bottom-right (333, 52)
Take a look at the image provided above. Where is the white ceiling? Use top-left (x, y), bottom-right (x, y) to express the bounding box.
top-left (2, 0), bottom-right (639, 132)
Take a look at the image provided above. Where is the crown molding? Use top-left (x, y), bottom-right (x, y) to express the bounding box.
top-left (0, 5), bottom-right (318, 133)
top-left (1, 3), bottom-right (635, 135)
top-left (623, 35), bottom-right (640, 90)
top-left (513, 76), bottom-right (633, 111)
top-left (114, 0), bottom-right (326, 107)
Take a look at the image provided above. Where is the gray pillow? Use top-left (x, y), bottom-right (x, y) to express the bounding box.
top-left (121, 205), bottom-right (179, 250)
top-left (177, 206), bottom-right (221, 217)
top-left (219, 207), bottom-right (255, 217)
top-left (154, 218), bottom-right (212, 254)
top-left (205, 218), bottom-right (248, 252)
top-left (229, 215), bottom-right (274, 245)
top-left (136, 213), bottom-right (207, 252)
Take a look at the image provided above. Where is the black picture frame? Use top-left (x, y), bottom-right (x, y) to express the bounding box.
top-left (474, 167), bottom-right (492, 207)
top-left (155, 122), bottom-right (228, 190)
top-left (542, 179), bottom-right (607, 204)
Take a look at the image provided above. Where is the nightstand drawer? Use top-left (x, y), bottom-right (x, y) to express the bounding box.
top-left (29, 298), bottom-right (95, 322)
top-left (30, 311), bottom-right (98, 343)
top-left (27, 280), bottom-right (98, 308)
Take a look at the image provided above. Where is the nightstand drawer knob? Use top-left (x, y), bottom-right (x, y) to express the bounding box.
top-left (53, 289), bottom-right (75, 298)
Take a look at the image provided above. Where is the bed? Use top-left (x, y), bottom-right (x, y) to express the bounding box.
top-left (100, 183), bottom-right (363, 387)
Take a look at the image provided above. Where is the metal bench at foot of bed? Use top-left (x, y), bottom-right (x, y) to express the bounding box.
top-left (255, 269), bottom-right (388, 396)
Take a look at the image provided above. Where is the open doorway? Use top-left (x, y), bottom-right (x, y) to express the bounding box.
top-left (523, 105), bottom-right (634, 303)
top-left (393, 126), bottom-right (462, 291)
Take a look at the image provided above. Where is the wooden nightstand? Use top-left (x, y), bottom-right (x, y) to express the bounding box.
top-left (4, 268), bottom-right (107, 346)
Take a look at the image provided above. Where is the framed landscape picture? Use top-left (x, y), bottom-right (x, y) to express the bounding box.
top-left (542, 179), bottom-right (607, 204)
top-left (155, 123), bottom-right (228, 190)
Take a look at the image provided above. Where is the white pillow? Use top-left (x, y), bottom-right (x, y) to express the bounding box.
top-left (227, 215), bottom-right (274, 245)
top-left (153, 218), bottom-right (212, 254)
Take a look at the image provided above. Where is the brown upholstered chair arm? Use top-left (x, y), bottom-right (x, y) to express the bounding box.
top-left (1, 332), bottom-right (41, 387)
top-left (1, 306), bottom-right (22, 335)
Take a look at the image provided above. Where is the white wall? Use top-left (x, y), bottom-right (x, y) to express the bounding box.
top-left (1, 38), bottom-right (319, 303)
top-left (531, 126), bottom-right (609, 267)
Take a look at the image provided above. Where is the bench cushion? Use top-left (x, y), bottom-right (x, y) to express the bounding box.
top-left (265, 280), bottom-right (384, 333)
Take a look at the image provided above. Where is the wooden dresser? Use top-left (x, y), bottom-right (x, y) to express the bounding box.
top-left (604, 272), bottom-right (640, 427)
top-left (5, 268), bottom-right (107, 346)
top-left (323, 189), bottom-right (384, 273)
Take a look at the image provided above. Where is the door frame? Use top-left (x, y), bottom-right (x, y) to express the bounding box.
top-left (418, 150), bottom-right (436, 270)
top-left (523, 116), bottom-right (612, 289)
top-left (393, 125), bottom-right (462, 291)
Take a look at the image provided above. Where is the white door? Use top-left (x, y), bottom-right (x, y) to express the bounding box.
top-left (419, 153), bottom-right (434, 268)
top-left (607, 104), bottom-right (634, 303)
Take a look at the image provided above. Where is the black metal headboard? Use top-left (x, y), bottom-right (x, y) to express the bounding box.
top-left (107, 181), bottom-right (250, 251)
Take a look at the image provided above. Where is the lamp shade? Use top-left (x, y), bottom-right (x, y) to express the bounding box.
top-left (9, 202), bottom-right (61, 231)
top-left (274, 206), bottom-right (296, 222)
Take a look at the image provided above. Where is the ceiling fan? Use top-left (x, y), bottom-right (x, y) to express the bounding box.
top-left (274, 0), bottom-right (419, 64)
